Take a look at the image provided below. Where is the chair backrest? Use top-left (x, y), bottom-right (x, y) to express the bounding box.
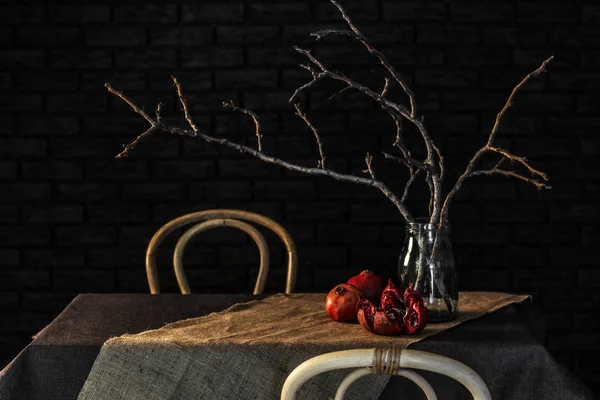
top-left (174, 218), bottom-right (270, 295)
top-left (281, 348), bottom-right (492, 400)
top-left (146, 209), bottom-right (297, 295)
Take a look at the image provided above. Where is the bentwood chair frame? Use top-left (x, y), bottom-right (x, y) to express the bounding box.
top-left (146, 209), bottom-right (298, 295)
top-left (281, 348), bottom-right (492, 400)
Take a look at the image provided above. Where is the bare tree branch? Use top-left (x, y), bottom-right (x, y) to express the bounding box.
top-left (493, 157), bottom-right (507, 170)
top-left (294, 103), bottom-right (326, 168)
top-left (106, 83), bottom-right (160, 159)
top-left (289, 71), bottom-right (326, 104)
top-left (308, 2), bottom-right (446, 221)
top-left (328, 85), bottom-right (352, 101)
top-left (155, 102), bottom-right (163, 125)
top-left (382, 151), bottom-right (427, 175)
top-left (438, 56), bottom-right (553, 228)
top-left (382, 151), bottom-right (411, 169)
top-left (433, 143), bottom-right (444, 182)
top-left (385, 108), bottom-right (409, 159)
top-left (303, 6), bottom-right (445, 219)
top-left (383, 110), bottom-right (435, 219)
top-left (105, 83), bottom-right (155, 126)
top-left (172, 76), bottom-right (200, 133)
top-left (365, 153), bottom-right (376, 179)
top-left (401, 168), bottom-right (422, 204)
top-left (299, 63), bottom-right (318, 78)
top-left (115, 126), bottom-right (160, 159)
top-left (290, 45), bottom-right (442, 222)
top-left (311, 29), bottom-right (355, 41)
top-left (381, 77), bottom-right (390, 98)
top-left (290, 47), bottom-right (411, 117)
top-left (469, 169), bottom-right (550, 190)
top-left (382, 106), bottom-right (436, 219)
top-left (415, 56), bottom-right (554, 293)
top-left (223, 100), bottom-right (263, 152)
top-left (386, 104), bottom-right (441, 223)
top-left (487, 146), bottom-right (548, 181)
top-left (487, 56), bottom-right (554, 147)
top-left (384, 149), bottom-right (434, 217)
top-left (327, 0), bottom-right (417, 118)
top-left (426, 176), bottom-right (435, 218)
top-left (108, 82), bottom-right (414, 222)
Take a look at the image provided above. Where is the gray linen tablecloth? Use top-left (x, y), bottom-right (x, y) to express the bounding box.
top-left (77, 292), bottom-right (529, 400)
top-left (0, 293), bottom-right (593, 400)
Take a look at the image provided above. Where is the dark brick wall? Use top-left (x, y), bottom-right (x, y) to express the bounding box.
top-left (1, 0), bottom-right (599, 393)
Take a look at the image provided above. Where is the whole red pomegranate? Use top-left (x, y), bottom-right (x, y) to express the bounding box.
top-left (357, 279), bottom-right (428, 335)
top-left (325, 283), bottom-right (363, 322)
top-left (347, 270), bottom-right (386, 304)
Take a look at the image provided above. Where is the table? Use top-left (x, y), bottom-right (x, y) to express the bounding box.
top-left (0, 294), bottom-right (593, 400)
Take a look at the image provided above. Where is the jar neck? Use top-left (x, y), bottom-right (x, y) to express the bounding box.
top-left (405, 219), bottom-right (450, 235)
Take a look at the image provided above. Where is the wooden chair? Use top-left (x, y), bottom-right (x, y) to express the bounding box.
top-left (146, 209), bottom-right (297, 294)
top-left (281, 348), bottom-right (492, 400)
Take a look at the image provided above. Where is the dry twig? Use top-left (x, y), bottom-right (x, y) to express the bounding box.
top-left (108, 81), bottom-right (413, 222)
top-left (364, 153), bottom-right (376, 179)
top-left (172, 76), bottom-right (200, 133)
top-left (294, 104), bottom-right (326, 168)
top-left (322, 0), bottom-right (417, 118)
top-left (438, 56), bottom-right (554, 229)
top-left (106, 83), bottom-right (159, 159)
top-left (222, 100), bottom-right (263, 152)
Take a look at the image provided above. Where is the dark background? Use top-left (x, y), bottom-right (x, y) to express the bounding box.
top-left (1, 0), bottom-right (598, 394)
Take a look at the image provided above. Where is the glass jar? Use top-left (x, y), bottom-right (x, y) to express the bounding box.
top-left (398, 220), bottom-right (458, 322)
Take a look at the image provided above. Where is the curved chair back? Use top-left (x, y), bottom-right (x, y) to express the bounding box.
top-left (146, 209), bottom-right (297, 294)
top-left (281, 348), bottom-right (491, 400)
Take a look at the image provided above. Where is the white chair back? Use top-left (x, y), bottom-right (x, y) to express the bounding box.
top-left (281, 348), bottom-right (492, 400)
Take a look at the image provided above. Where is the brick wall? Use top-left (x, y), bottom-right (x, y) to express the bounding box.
top-left (1, 0), bottom-right (599, 393)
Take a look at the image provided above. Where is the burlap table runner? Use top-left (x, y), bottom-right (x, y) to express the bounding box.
top-left (77, 291), bottom-right (528, 400)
